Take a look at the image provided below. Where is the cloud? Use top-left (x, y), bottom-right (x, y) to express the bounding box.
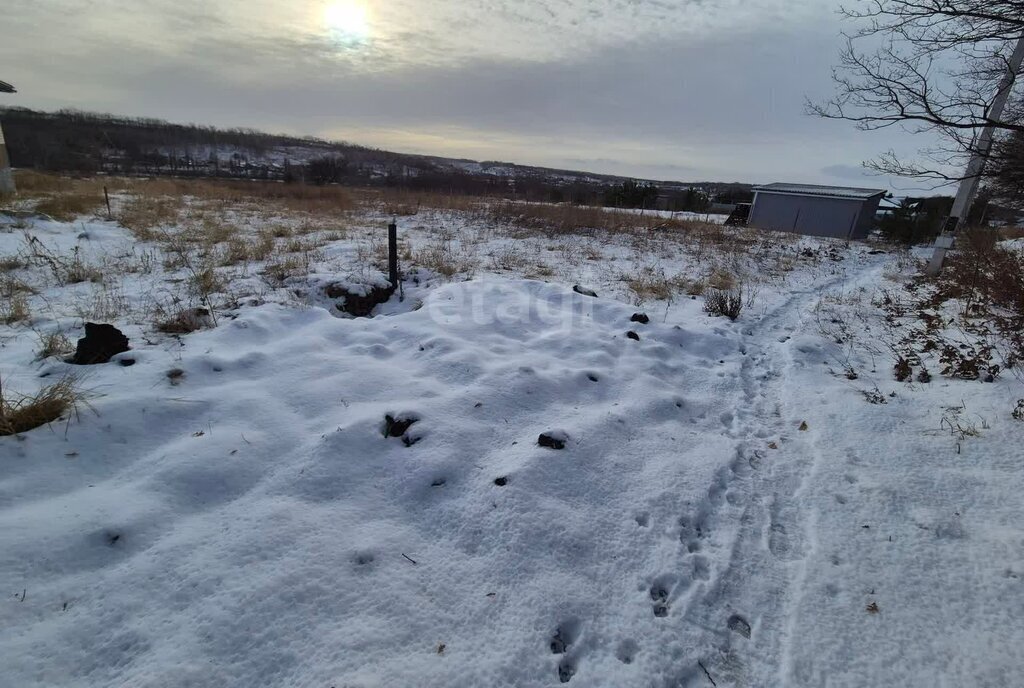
top-left (2, 0), bottom-right (944, 186)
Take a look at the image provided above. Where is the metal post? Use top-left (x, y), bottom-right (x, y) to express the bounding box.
top-left (387, 220), bottom-right (398, 288)
top-left (926, 34), bottom-right (1024, 276)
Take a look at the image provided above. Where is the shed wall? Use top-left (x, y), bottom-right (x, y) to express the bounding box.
top-left (749, 193), bottom-right (875, 240)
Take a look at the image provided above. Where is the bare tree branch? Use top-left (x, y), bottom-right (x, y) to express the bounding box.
top-left (811, 1), bottom-right (1024, 184)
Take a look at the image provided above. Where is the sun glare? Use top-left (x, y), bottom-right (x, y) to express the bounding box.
top-left (324, 1), bottom-right (370, 43)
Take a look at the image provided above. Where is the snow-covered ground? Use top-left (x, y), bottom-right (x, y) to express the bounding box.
top-left (1, 197), bottom-right (1022, 687)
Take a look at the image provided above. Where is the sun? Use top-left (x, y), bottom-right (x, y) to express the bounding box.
top-left (323, 1), bottom-right (370, 43)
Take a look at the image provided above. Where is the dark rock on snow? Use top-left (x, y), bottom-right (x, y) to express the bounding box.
top-left (494, 476), bottom-right (508, 486)
top-left (325, 282), bottom-right (395, 318)
top-left (538, 432), bottom-right (567, 450)
top-left (383, 414), bottom-right (420, 446)
top-left (70, 323), bottom-right (129, 365)
top-left (630, 312), bottom-right (650, 324)
top-left (573, 285), bottom-right (598, 298)
top-left (626, 331), bottom-right (641, 341)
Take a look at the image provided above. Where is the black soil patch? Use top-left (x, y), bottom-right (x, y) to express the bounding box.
top-left (630, 312), bottom-right (650, 324)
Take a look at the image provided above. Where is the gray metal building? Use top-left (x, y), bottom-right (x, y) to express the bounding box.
top-left (748, 183), bottom-right (887, 240)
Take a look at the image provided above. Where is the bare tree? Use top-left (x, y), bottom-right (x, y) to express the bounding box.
top-left (811, 1), bottom-right (1024, 183)
top-left (988, 129), bottom-right (1024, 207)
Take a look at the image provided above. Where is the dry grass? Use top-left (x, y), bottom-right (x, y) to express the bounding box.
top-left (1, 274), bottom-right (36, 296)
top-left (624, 272), bottom-right (684, 303)
top-left (12, 170), bottom-right (81, 194)
top-left (413, 235), bottom-right (478, 278)
top-left (126, 178), bottom-right (356, 214)
top-left (119, 196), bottom-right (182, 240)
top-left (483, 201), bottom-right (732, 241)
top-left (155, 306), bottom-right (212, 334)
top-left (75, 283), bottom-right (130, 322)
top-left (707, 267), bottom-right (737, 291)
top-left (189, 265), bottom-right (224, 299)
top-left (263, 255), bottom-right (312, 285)
top-left (353, 188), bottom-right (483, 216)
top-left (9, 171), bottom-right (115, 220)
top-left (1, 292), bottom-right (30, 324)
top-left (0, 255), bottom-right (24, 272)
top-left (218, 232), bottom-right (276, 266)
top-left (999, 226), bottom-right (1024, 241)
top-left (34, 192), bottom-right (105, 221)
top-left (23, 239), bottom-right (103, 286)
top-left (35, 330), bottom-right (73, 360)
top-left (0, 375), bottom-right (81, 436)
top-left (621, 268), bottom-right (707, 303)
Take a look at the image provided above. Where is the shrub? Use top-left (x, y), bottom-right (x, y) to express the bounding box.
top-left (704, 287), bottom-right (745, 320)
top-left (894, 357), bottom-right (912, 382)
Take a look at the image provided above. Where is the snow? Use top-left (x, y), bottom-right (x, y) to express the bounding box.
top-left (2, 204), bottom-right (1023, 687)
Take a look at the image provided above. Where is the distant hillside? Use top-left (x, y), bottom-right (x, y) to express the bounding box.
top-left (0, 107), bottom-right (754, 208)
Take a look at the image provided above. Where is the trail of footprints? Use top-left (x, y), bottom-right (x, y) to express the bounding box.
top-left (633, 328), bottom-right (799, 679)
top-left (546, 618), bottom-right (644, 682)
top-left (549, 620), bottom-right (581, 683)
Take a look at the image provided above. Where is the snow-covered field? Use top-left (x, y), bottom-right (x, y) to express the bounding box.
top-left (1, 189), bottom-right (1023, 687)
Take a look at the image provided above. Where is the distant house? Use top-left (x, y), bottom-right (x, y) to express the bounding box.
top-left (748, 183), bottom-right (887, 240)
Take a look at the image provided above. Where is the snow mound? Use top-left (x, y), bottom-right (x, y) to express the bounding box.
top-left (0, 279), bottom-right (738, 687)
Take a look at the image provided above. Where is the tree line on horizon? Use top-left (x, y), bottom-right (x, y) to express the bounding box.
top-left (0, 106), bottom-right (745, 212)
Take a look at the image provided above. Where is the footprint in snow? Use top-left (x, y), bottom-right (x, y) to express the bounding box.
top-left (549, 620), bottom-right (582, 683)
top-left (615, 639), bottom-right (639, 664)
top-left (727, 614), bottom-right (752, 639)
top-left (558, 659), bottom-right (577, 683)
top-left (650, 574), bottom-right (679, 618)
top-left (550, 620), bottom-right (580, 654)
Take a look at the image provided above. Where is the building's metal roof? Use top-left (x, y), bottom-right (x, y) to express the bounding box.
top-left (0, 80), bottom-right (15, 94)
top-left (753, 182), bottom-right (887, 200)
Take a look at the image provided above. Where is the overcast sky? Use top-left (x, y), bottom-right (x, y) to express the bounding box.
top-left (3, 0), bottom-right (943, 188)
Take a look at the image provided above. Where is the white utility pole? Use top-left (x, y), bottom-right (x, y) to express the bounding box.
top-left (926, 35), bottom-right (1024, 276)
top-left (0, 79), bottom-right (15, 195)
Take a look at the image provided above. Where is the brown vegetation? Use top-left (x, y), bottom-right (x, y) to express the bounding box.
top-left (0, 375), bottom-right (81, 436)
